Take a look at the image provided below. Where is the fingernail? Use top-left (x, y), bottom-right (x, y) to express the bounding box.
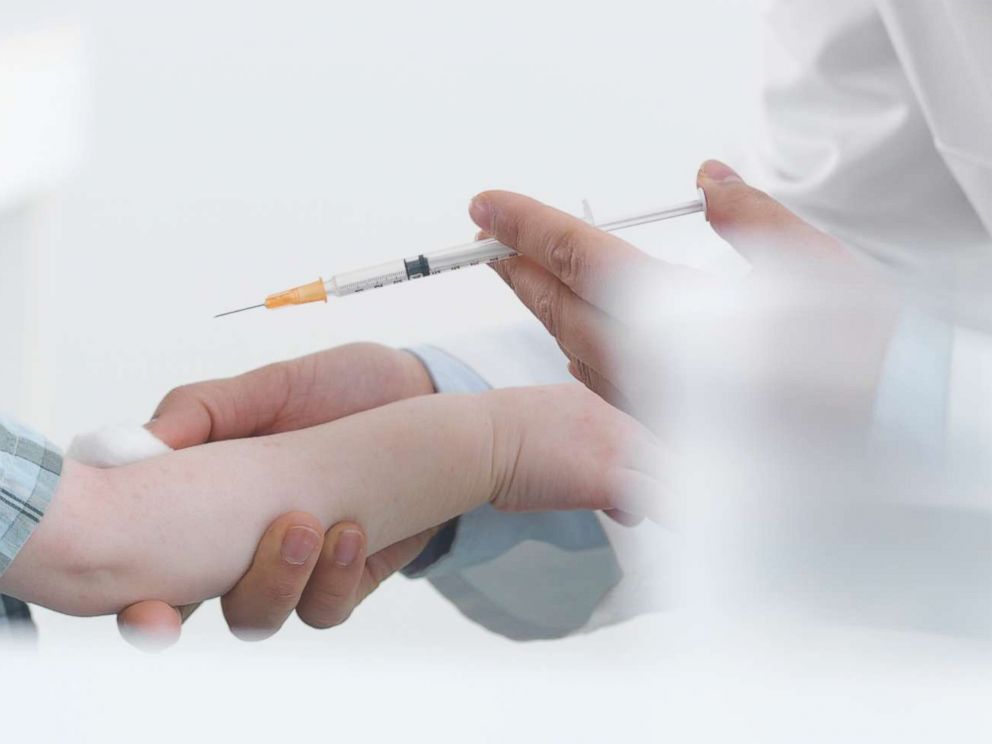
top-left (281, 526), bottom-right (320, 565)
top-left (469, 196), bottom-right (494, 232)
top-left (699, 160), bottom-right (742, 184)
top-left (333, 529), bottom-right (363, 567)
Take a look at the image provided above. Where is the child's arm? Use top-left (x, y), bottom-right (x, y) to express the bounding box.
top-left (0, 392), bottom-right (495, 616)
top-left (0, 384), bottom-right (657, 617)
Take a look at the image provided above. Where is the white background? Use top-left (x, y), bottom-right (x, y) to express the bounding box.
top-left (2, 0), bottom-right (758, 647)
top-left (2, 4), bottom-right (990, 741)
top-left (0, 1), bottom-right (792, 739)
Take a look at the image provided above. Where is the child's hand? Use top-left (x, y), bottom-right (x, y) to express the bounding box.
top-left (483, 384), bottom-right (664, 521)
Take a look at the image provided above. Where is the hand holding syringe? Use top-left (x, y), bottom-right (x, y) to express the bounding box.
top-left (215, 190), bottom-right (707, 317)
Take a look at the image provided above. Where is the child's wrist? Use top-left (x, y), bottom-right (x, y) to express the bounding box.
top-left (0, 460), bottom-right (130, 616)
top-left (476, 389), bottom-right (521, 508)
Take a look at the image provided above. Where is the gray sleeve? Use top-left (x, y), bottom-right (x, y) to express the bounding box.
top-left (402, 345), bottom-right (623, 640)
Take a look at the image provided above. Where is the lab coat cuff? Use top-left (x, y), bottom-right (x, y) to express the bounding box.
top-left (871, 306), bottom-right (952, 457)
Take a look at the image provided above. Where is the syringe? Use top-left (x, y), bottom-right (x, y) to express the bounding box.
top-left (215, 189), bottom-right (707, 318)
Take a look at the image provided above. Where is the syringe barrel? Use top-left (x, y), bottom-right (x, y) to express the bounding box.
top-left (326, 239), bottom-right (518, 296)
top-left (426, 238), bottom-right (516, 272)
top-left (323, 195), bottom-right (703, 298)
top-left (327, 259), bottom-right (407, 296)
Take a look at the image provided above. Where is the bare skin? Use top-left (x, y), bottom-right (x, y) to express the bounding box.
top-left (1, 384), bottom-right (657, 618)
top-left (117, 343), bottom-right (443, 647)
top-left (473, 159), bottom-right (897, 423)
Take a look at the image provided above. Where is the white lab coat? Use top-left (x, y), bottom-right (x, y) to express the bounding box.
top-left (761, 0), bottom-right (992, 270)
top-left (761, 0), bottom-right (992, 471)
top-left (435, 0), bottom-right (992, 635)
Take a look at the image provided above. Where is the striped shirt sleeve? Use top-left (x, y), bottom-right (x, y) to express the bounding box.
top-left (0, 416), bottom-right (62, 576)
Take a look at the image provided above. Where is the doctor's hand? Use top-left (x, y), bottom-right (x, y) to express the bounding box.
top-left (116, 343), bottom-right (438, 651)
top-left (472, 159), bottom-right (891, 416)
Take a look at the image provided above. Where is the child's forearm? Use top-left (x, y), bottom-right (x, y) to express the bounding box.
top-left (1, 393), bottom-right (496, 616)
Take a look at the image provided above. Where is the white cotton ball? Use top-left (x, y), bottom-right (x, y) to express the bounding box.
top-left (67, 424), bottom-right (173, 468)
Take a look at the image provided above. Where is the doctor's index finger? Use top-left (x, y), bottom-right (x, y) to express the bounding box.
top-left (469, 190), bottom-right (657, 309)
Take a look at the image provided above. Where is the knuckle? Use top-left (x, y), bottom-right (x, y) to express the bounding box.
top-left (571, 359), bottom-right (595, 388)
top-left (263, 575), bottom-right (303, 605)
top-left (157, 384), bottom-right (194, 412)
top-left (260, 358), bottom-right (307, 428)
top-left (295, 570), bottom-right (357, 630)
top-left (556, 339), bottom-right (576, 367)
top-left (490, 200), bottom-right (518, 249)
top-left (364, 553), bottom-right (394, 591)
top-left (544, 225), bottom-right (586, 286)
top-left (494, 259), bottom-right (515, 289)
top-left (298, 597), bottom-right (351, 630)
top-left (531, 283), bottom-right (564, 338)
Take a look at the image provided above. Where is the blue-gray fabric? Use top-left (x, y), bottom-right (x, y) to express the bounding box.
top-left (404, 345), bottom-right (623, 640)
top-left (0, 416), bottom-right (63, 633)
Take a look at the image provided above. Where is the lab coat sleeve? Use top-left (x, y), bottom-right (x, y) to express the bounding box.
top-left (402, 324), bottom-right (676, 638)
top-left (758, 0), bottom-right (991, 272)
top-left (759, 0), bottom-right (990, 474)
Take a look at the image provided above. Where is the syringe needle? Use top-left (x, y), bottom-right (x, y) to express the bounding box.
top-left (213, 278), bottom-right (329, 318)
top-left (214, 303), bottom-right (264, 319)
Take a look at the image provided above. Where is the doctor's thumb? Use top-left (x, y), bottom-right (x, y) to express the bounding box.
top-left (696, 159), bottom-right (843, 267)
